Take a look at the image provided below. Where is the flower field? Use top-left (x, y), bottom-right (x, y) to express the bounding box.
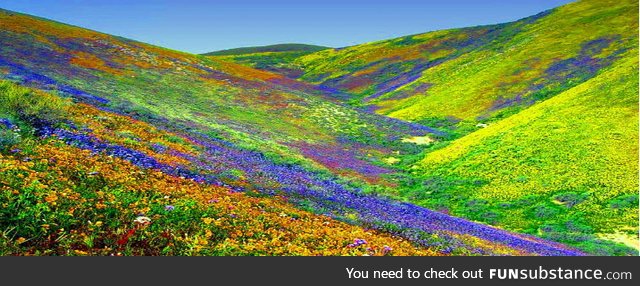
top-left (1, 80), bottom-right (580, 255)
top-left (212, 0), bottom-right (639, 255)
top-left (0, 0), bottom-right (638, 256)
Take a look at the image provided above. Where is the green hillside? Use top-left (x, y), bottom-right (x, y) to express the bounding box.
top-left (411, 54), bottom-right (638, 254)
top-left (0, 8), bottom-right (428, 188)
top-left (203, 43), bottom-right (329, 56)
top-left (206, 44), bottom-right (330, 78)
top-left (222, 0), bottom-right (637, 131)
top-left (211, 0), bottom-right (639, 254)
top-left (4, 7), bottom-right (584, 256)
top-left (0, 0), bottom-right (637, 256)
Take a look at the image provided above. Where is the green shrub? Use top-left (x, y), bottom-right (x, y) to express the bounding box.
top-left (608, 194), bottom-right (639, 210)
top-left (0, 129), bottom-right (21, 151)
top-left (0, 80), bottom-right (70, 128)
top-left (553, 192), bottom-right (589, 208)
top-left (532, 204), bottom-right (562, 219)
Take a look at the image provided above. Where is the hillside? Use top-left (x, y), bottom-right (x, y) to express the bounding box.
top-left (1, 0), bottom-right (638, 256)
top-left (208, 0), bottom-right (639, 255)
top-left (0, 8), bottom-right (425, 187)
top-left (0, 80), bottom-right (439, 255)
top-left (220, 0), bottom-right (637, 130)
top-left (412, 53), bottom-right (638, 254)
top-left (203, 43), bottom-right (329, 56)
top-left (0, 8), bottom-right (591, 256)
top-left (205, 44), bottom-right (330, 78)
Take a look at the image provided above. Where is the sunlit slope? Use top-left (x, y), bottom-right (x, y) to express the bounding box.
top-left (0, 81), bottom-right (439, 256)
top-left (211, 51), bottom-right (311, 78)
top-left (410, 53), bottom-right (639, 255)
top-left (0, 78), bottom-right (582, 256)
top-left (0, 8), bottom-right (435, 185)
top-left (204, 44), bottom-right (329, 56)
top-left (292, 0), bottom-right (637, 128)
top-left (1, 8), bottom-right (591, 256)
top-left (204, 44), bottom-right (329, 78)
top-left (1, 2), bottom-right (634, 256)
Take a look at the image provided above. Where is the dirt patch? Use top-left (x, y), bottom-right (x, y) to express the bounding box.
top-left (597, 231), bottom-right (639, 251)
top-left (401, 135), bottom-right (434, 145)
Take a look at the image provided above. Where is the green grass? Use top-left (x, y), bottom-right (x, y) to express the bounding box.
top-left (0, 80), bottom-right (71, 151)
top-left (234, 0), bottom-right (636, 128)
top-left (208, 0), bottom-right (639, 254)
top-left (205, 45), bottom-right (331, 78)
top-left (0, 0), bottom-right (637, 255)
top-left (203, 43), bottom-right (330, 56)
top-left (380, 0), bottom-right (637, 123)
top-left (409, 53), bottom-right (638, 254)
top-left (0, 80), bottom-right (70, 128)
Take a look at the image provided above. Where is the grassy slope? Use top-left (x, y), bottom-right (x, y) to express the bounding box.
top-left (1, 0), bottom-right (636, 255)
top-left (0, 8), bottom-right (433, 187)
top-left (0, 80), bottom-right (442, 256)
top-left (411, 53), bottom-right (638, 254)
top-left (410, 0), bottom-right (638, 254)
top-left (213, 0), bottom-right (639, 254)
top-left (1, 8), bottom-right (586, 256)
top-left (203, 43), bottom-right (329, 56)
top-left (205, 44), bottom-right (330, 78)
top-left (211, 51), bottom-right (311, 78)
top-left (287, 0), bottom-right (636, 126)
top-left (380, 0), bottom-right (638, 124)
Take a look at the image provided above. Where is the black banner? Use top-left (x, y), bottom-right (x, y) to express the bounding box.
top-left (0, 256), bottom-right (637, 285)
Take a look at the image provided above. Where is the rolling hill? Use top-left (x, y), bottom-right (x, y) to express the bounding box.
top-left (203, 43), bottom-right (329, 56)
top-left (205, 44), bottom-right (330, 78)
top-left (209, 0), bottom-right (639, 255)
top-left (216, 0), bottom-right (637, 128)
top-left (0, 0), bottom-right (637, 256)
top-left (0, 7), bottom-right (589, 256)
top-left (412, 53), bottom-right (638, 254)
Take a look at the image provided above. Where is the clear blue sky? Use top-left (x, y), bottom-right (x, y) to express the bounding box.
top-left (1, 0), bottom-right (574, 54)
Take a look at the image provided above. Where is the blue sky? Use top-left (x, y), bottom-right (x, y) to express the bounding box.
top-left (1, 0), bottom-right (573, 54)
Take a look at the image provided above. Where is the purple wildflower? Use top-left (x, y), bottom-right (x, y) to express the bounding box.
top-left (382, 245), bottom-right (393, 255)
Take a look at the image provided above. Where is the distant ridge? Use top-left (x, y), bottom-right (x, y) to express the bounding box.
top-left (203, 43), bottom-right (330, 56)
